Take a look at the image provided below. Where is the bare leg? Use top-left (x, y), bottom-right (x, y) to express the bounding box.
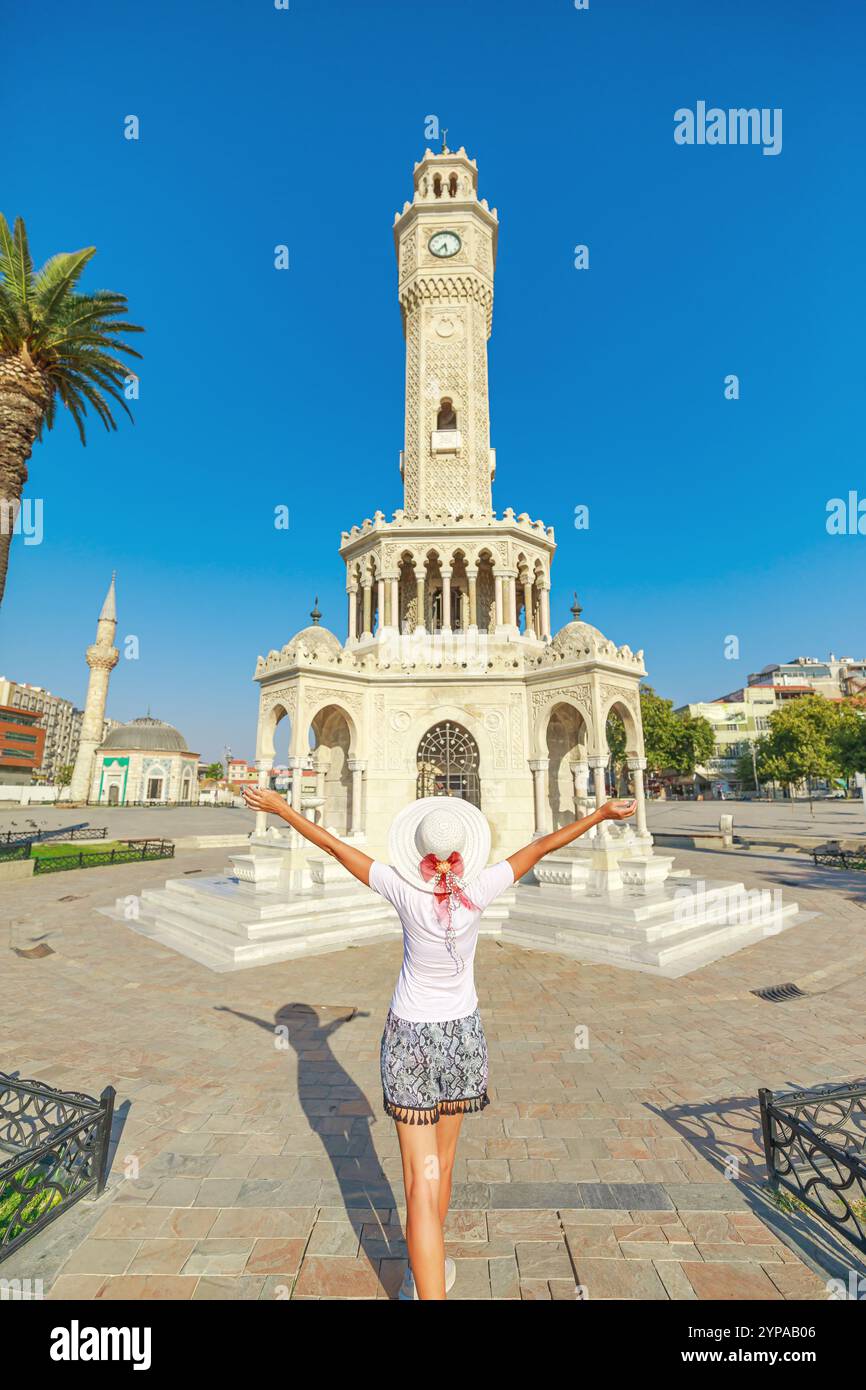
top-left (435, 1111), bottom-right (463, 1227)
top-left (395, 1118), bottom-right (446, 1300)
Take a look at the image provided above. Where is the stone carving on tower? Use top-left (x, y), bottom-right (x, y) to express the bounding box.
top-left (396, 146), bottom-right (497, 519)
top-left (69, 573), bottom-right (119, 801)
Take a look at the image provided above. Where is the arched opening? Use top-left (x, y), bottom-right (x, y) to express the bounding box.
top-left (545, 703), bottom-right (588, 827)
top-left (605, 700), bottom-right (639, 796)
top-left (416, 720), bottom-right (481, 808)
top-left (437, 397), bottom-right (457, 430)
top-left (108, 784), bottom-right (120, 806)
top-left (448, 172), bottom-right (458, 197)
top-left (475, 550), bottom-right (496, 633)
top-left (433, 173), bottom-right (443, 198)
top-left (310, 704), bottom-right (353, 832)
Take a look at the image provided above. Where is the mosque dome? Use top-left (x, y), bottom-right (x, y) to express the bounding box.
top-left (101, 715), bottom-right (189, 752)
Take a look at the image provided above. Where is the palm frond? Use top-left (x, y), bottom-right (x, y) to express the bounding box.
top-left (0, 216), bottom-right (35, 306)
top-left (31, 248), bottom-right (96, 336)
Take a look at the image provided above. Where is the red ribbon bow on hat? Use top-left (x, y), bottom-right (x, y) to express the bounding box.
top-left (418, 852), bottom-right (477, 970)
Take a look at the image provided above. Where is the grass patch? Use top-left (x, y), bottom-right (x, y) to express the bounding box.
top-left (31, 840), bottom-right (124, 859)
top-left (0, 1166), bottom-right (65, 1241)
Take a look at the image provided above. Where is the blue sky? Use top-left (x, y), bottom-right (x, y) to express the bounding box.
top-left (2, 0), bottom-right (864, 762)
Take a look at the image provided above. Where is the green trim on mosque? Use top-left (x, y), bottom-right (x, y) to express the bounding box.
top-left (98, 754), bottom-right (129, 804)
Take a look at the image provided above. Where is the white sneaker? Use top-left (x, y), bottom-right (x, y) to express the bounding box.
top-left (398, 1257), bottom-right (456, 1300)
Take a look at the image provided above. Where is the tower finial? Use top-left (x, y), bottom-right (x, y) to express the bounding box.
top-left (310, 596), bottom-right (321, 625)
top-left (570, 591), bottom-right (583, 621)
top-left (441, 128), bottom-right (449, 154)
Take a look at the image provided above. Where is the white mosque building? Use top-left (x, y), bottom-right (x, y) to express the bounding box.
top-left (68, 576), bottom-right (199, 805)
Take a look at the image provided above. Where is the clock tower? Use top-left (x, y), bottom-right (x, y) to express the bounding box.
top-left (394, 146), bottom-right (499, 518)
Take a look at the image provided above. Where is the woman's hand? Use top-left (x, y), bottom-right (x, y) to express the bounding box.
top-left (243, 787), bottom-right (287, 815)
top-left (601, 799), bottom-right (637, 821)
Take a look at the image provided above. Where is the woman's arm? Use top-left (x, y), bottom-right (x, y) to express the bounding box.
top-left (506, 799), bottom-right (636, 882)
top-left (242, 786), bottom-right (374, 886)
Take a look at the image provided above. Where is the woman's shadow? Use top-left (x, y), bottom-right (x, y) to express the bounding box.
top-left (216, 1001), bottom-right (403, 1296)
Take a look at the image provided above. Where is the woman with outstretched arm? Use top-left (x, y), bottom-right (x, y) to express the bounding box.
top-left (243, 784), bottom-right (635, 1300)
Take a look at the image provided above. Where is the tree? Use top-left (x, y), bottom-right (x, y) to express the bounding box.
top-left (55, 763), bottom-right (73, 788)
top-left (734, 748), bottom-right (760, 794)
top-left (203, 762), bottom-right (224, 782)
top-left (0, 216), bottom-right (143, 603)
top-left (757, 696), bottom-right (841, 809)
top-left (668, 711), bottom-right (715, 776)
top-left (638, 684), bottom-right (679, 776)
top-left (832, 699), bottom-right (866, 789)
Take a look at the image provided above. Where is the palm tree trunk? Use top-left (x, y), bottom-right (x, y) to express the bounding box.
top-left (0, 352), bottom-right (51, 606)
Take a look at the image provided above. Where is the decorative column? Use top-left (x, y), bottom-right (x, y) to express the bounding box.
top-left (507, 573), bottom-right (520, 629)
top-left (348, 758), bottom-right (366, 834)
top-left (522, 577), bottom-right (533, 635)
top-left (571, 756), bottom-right (590, 816)
top-left (346, 586), bottom-right (358, 643)
top-left (389, 575), bottom-right (399, 630)
top-left (361, 579), bottom-right (373, 639)
top-left (627, 755), bottom-right (649, 838)
top-left (529, 758), bottom-right (550, 835)
top-left (255, 756), bottom-right (274, 837)
top-left (289, 755), bottom-right (304, 813)
top-left (468, 567), bottom-right (478, 629)
top-left (415, 570), bottom-right (426, 632)
top-left (588, 755), bottom-right (608, 838)
top-left (376, 577), bottom-right (385, 634)
top-left (494, 572), bottom-right (504, 627)
top-left (441, 569), bottom-right (452, 633)
top-left (540, 584), bottom-right (551, 641)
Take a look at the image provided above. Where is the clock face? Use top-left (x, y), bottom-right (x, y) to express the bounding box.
top-left (429, 230), bottom-right (461, 258)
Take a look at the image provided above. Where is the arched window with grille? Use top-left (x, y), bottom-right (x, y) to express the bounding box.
top-left (416, 721), bottom-right (481, 807)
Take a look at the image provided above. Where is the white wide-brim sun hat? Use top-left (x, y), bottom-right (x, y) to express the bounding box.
top-left (389, 796), bottom-right (491, 892)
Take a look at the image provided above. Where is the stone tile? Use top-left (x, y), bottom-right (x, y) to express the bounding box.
top-left (60, 1240), bottom-right (141, 1276)
top-left (443, 1210), bottom-right (487, 1241)
top-left (182, 1239), bottom-right (254, 1277)
top-left (487, 1210), bottom-right (562, 1240)
top-left (575, 1258), bottom-right (669, 1300)
top-left (208, 1206), bottom-right (315, 1238)
top-left (47, 1275), bottom-right (111, 1300)
top-left (514, 1241), bottom-right (573, 1280)
top-left (127, 1239), bottom-right (197, 1275)
top-left (654, 1260), bottom-right (699, 1300)
top-left (192, 1276), bottom-right (268, 1300)
top-left (293, 1256), bottom-right (380, 1299)
top-left (490, 1255), bottom-right (521, 1299)
top-left (680, 1261), bottom-right (784, 1300)
top-left (245, 1238), bottom-right (306, 1275)
top-left (93, 1276), bottom-right (198, 1300)
top-left (306, 1222), bottom-right (361, 1257)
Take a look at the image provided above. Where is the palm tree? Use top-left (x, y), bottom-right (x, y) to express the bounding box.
top-left (0, 215), bottom-right (143, 604)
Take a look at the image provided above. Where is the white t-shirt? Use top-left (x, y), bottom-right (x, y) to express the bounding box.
top-left (369, 859), bottom-right (514, 1024)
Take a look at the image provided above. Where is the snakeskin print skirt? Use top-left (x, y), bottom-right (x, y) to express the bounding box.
top-left (380, 1007), bottom-right (490, 1125)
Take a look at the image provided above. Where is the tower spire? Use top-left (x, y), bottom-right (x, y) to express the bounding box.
top-left (68, 574), bottom-right (120, 802)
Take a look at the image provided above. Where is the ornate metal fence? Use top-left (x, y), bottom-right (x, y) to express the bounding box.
top-left (0, 840), bottom-right (174, 873)
top-left (759, 1080), bottom-right (866, 1255)
top-left (0, 1076), bottom-right (115, 1261)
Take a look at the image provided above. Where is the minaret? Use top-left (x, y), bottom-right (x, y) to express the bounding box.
top-left (393, 145), bottom-right (499, 518)
top-left (68, 574), bottom-right (119, 801)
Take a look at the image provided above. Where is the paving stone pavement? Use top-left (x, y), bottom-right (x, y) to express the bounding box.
top-left (2, 844), bottom-right (865, 1300)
